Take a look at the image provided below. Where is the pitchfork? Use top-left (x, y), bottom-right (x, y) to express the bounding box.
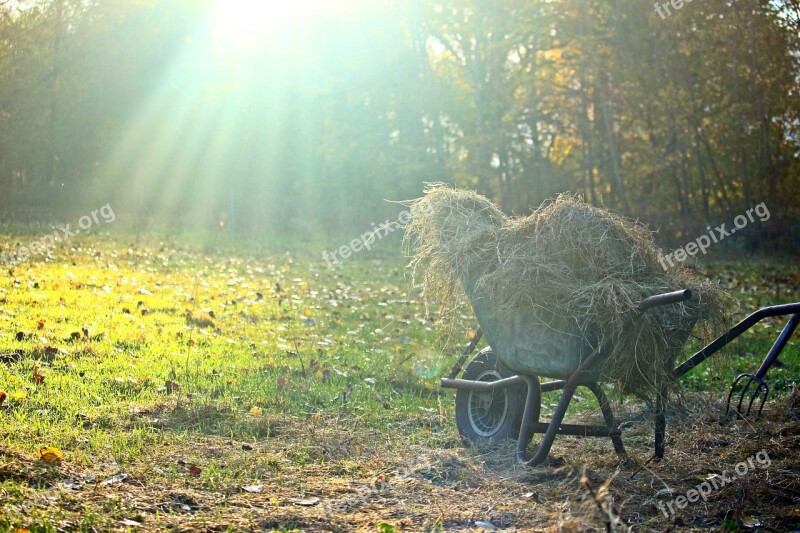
top-left (726, 313), bottom-right (800, 417)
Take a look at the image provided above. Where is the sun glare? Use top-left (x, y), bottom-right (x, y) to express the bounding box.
top-left (209, 0), bottom-right (357, 49)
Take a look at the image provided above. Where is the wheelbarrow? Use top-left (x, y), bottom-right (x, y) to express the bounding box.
top-left (441, 287), bottom-right (800, 465)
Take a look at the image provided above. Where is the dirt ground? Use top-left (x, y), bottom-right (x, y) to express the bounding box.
top-left (2, 389), bottom-right (798, 532)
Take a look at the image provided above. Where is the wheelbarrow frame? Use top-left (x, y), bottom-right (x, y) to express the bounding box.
top-left (441, 290), bottom-right (800, 465)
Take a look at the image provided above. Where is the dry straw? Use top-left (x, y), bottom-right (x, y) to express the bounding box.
top-left (403, 184), bottom-right (733, 396)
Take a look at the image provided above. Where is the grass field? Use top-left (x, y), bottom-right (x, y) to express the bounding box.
top-left (0, 231), bottom-right (798, 532)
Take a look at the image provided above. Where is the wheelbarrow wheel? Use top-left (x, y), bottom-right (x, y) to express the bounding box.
top-left (455, 348), bottom-right (526, 444)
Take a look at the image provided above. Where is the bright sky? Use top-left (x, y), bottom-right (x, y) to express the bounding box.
top-left (209, 0), bottom-right (359, 49)
top-left (103, 0), bottom-right (372, 217)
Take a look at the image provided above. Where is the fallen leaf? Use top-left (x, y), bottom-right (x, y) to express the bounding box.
top-left (33, 367), bottom-right (45, 384)
top-left (374, 393), bottom-right (390, 409)
top-left (37, 319), bottom-right (46, 329)
top-left (242, 484), bottom-right (263, 493)
top-left (474, 521), bottom-right (497, 531)
top-left (0, 352), bottom-right (21, 364)
top-left (100, 473), bottom-right (128, 485)
top-left (44, 346), bottom-right (67, 356)
top-left (165, 380), bottom-right (180, 393)
top-left (291, 496), bottom-right (319, 506)
top-left (188, 465), bottom-right (201, 476)
top-left (119, 519), bottom-right (142, 527)
top-left (60, 479), bottom-right (82, 489)
top-left (742, 516), bottom-right (763, 528)
top-left (0, 391), bottom-right (5, 406)
top-left (37, 446), bottom-right (64, 463)
top-left (692, 517), bottom-right (720, 527)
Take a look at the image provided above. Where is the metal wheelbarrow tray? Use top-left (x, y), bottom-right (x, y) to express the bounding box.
top-left (440, 281), bottom-right (800, 465)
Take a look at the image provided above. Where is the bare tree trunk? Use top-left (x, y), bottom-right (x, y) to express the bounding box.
top-left (747, 10), bottom-right (775, 209)
top-left (697, 132), bottom-right (732, 213)
top-left (605, 0), bottom-right (626, 209)
top-left (45, 1), bottom-right (63, 187)
top-left (578, 3), bottom-right (597, 205)
top-left (692, 136), bottom-right (710, 221)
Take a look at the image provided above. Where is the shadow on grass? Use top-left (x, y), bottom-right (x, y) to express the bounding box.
top-left (125, 399), bottom-right (285, 441)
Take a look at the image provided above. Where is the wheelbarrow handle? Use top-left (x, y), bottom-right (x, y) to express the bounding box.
top-left (638, 289), bottom-right (692, 311)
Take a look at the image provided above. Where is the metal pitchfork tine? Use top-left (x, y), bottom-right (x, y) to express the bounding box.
top-left (726, 313), bottom-right (800, 417)
top-left (726, 372), bottom-right (769, 417)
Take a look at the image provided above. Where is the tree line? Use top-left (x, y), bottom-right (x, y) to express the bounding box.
top-left (1, 0), bottom-right (798, 247)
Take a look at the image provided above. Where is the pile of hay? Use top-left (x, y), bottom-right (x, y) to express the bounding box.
top-left (404, 184), bottom-right (733, 396)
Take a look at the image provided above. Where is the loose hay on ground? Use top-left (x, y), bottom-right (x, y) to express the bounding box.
top-left (404, 184), bottom-right (734, 396)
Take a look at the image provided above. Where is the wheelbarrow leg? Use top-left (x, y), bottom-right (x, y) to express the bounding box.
top-left (517, 379), bottom-right (626, 465)
top-left (654, 384), bottom-right (667, 461)
top-left (586, 382), bottom-right (626, 458)
top-left (515, 375), bottom-right (541, 462)
top-left (517, 344), bottom-right (616, 466)
top-left (517, 375), bottom-right (576, 466)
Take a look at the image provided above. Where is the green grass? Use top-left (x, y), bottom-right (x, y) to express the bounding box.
top-left (0, 230), bottom-right (798, 531)
top-left (0, 232), bottom-right (463, 530)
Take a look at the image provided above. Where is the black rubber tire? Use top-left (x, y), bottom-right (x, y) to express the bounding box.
top-left (455, 348), bottom-right (526, 444)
